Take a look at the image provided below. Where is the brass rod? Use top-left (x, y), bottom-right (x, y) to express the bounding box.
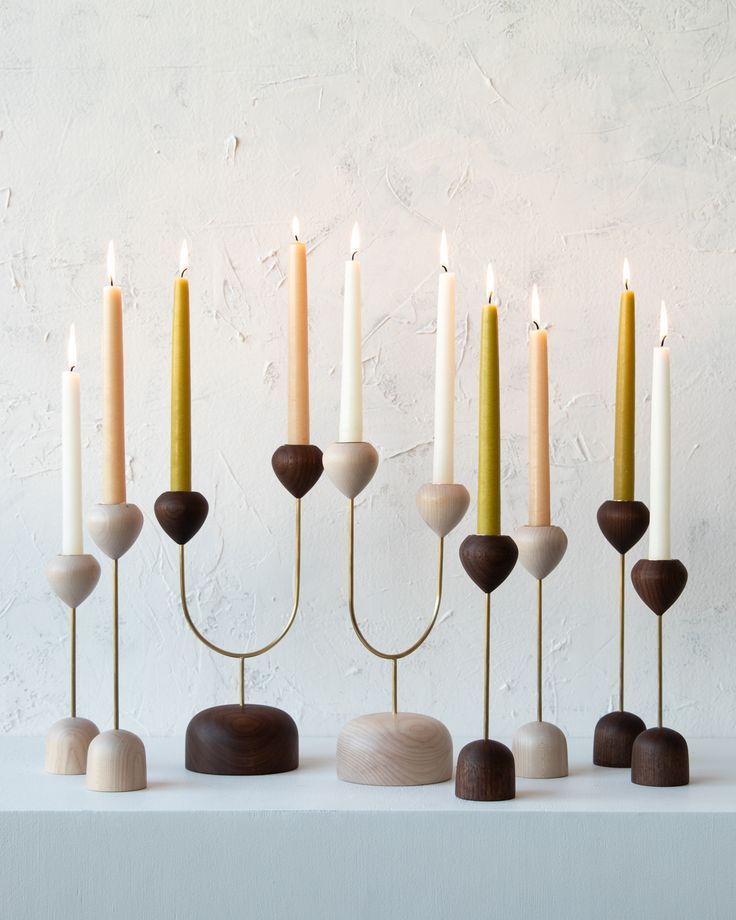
top-left (113, 558), bottom-right (119, 731)
top-left (619, 552), bottom-right (625, 712)
top-left (239, 657), bottom-right (245, 708)
top-left (536, 579), bottom-right (543, 723)
top-left (392, 658), bottom-right (398, 715)
top-left (483, 593), bottom-right (491, 741)
top-left (70, 606), bottom-right (76, 719)
top-left (658, 616), bottom-right (663, 728)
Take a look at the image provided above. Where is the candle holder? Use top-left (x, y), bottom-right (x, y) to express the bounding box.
top-left (85, 502), bottom-right (145, 792)
top-left (511, 525), bottom-right (568, 778)
top-left (44, 553), bottom-right (101, 774)
top-left (593, 500), bottom-right (650, 767)
top-left (324, 441), bottom-right (468, 786)
top-left (630, 559), bottom-right (689, 786)
top-left (455, 532), bottom-right (519, 801)
top-left (154, 444), bottom-right (323, 776)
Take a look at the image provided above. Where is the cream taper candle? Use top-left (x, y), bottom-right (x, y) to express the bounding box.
top-left (339, 223), bottom-right (363, 442)
top-left (102, 241), bottom-right (126, 504)
top-left (288, 216), bottom-right (310, 445)
top-left (649, 302), bottom-right (671, 560)
top-left (62, 324), bottom-right (83, 554)
top-left (528, 284), bottom-right (551, 526)
top-left (432, 230), bottom-right (456, 484)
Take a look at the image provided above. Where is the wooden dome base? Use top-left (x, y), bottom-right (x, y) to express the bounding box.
top-left (185, 704), bottom-right (299, 776)
top-left (45, 717), bottom-right (99, 775)
top-left (455, 739), bottom-right (515, 801)
top-left (337, 712), bottom-right (452, 786)
top-left (512, 720), bottom-right (568, 779)
top-left (631, 727), bottom-right (689, 787)
top-left (86, 729), bottom-right (147, 792)
top-left (593, 710), bottom-right (646, 767)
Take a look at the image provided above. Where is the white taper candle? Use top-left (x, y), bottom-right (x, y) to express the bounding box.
top-left (339, 223), bottom-right (363, 442)
top-left (432, 230), bottom-right (456, 484)
top-left (649, 301), bottom-right (671, 560)
top-left (62, 325), bottom-right (83, 554)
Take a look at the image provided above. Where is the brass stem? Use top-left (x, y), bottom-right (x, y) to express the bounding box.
top-left (347, 498), bottom-right (445, 712)
top-left (70, 606), bottom-right (76, 719)
top-left (536, 579), bottom-right (543, 723)
top-left (113, 558), bottom-right (119, 731)
top-left (658, 615), bottom-right (663, 728)
top-left (619, 552), bottom-right (625, 712)
top-left (483, 593), bottom-right (491, 741)
top-left (392, 658), bottom-right (398, 715)
top-left (178, 499), bottom-right (302, 705)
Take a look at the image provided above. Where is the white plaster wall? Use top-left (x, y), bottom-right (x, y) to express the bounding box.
top-left (1, 0), bottom-right (733, 739)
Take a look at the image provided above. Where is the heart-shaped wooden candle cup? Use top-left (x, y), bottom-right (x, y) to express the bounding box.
top-left (155, 491), bottom-right (209, 545)
top-left (322, 441), bottom-right (379, 499)
top-left (271, 444), bottom-right (324, 498)
top-left (631, 559), bottom-right (688, 616)
top-left (415, 483), bottom-right (470, 538)
top-left (458, 534), bottom-right (519, 594)
top-left (597, 500), bottom-right (649, 554)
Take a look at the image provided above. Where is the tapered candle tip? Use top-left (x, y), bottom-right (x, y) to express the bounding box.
top-left (292, 215), bottom-right (300, 240)
top-left (440, 229), bottom-right (448, 269)
top-left (659, 300), bottom-right (668, 343)
top-left (531, 284), bottom-right (541, 325)
top-left (107, 240), bottom-right (115, 285)
top-left (622, 257), bottom-right (631, 289)
top-left (67, 323), bottom-right (77, 370)
top-left (179, 240), bottom-right (189, 275)
top-left (486, 263), bottom-right (494, 303)
top-left (350, 222), bottom-right (360, 257)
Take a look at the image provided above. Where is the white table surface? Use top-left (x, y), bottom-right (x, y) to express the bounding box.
top-left (1, 737), bottom-right (734, 920)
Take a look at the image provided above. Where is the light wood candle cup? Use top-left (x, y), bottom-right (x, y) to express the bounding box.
top-left (512, 721), bottom-right (568, 779)
top-left (86, 729), bottom-right (147, 793)
top-left (87, 502), bottom-right (144, 560)
top-left (45, 717), bottom-right (99, 775)
top-left (46, 553), bottom-right (101, 609)
top-left (416, 483), bottom-right (470, 538)
top-left (514, 525), bottom-right (567, 581)
top-left (322, 441), bottom-right (379, 499)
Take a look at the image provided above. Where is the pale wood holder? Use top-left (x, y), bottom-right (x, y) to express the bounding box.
top-left (44, 553), bottom-right (101, 775)
top-left (512, 525), bottom-right (569, 779)
top-left (324, 441), bottom-right (469, 787)
top-left (86, 502), bottom-right (147, 792)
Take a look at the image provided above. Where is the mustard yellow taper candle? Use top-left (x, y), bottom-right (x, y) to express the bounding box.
top-left (170, 241), bottom-right (192, 492)
top-left (477, 265), bottom-right (501, 536)
top-left (613, 259), bottom-right (635, 501)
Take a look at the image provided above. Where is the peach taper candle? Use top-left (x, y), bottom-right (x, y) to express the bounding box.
top-left (102, 241), bottom-right (126, 504)
top-left (528, 284), bottom-right (550, 526)
top-left (288, 216), bottom-right (310, 445)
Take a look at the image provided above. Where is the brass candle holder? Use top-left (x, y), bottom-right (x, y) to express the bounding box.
top-left (512, 525), bottom-right (569, 778)
top-left (323, 441), bottom-right (469, 786)
top-left (154, 444), bottom-right (323, 776)
top-left (593, 499), bottom-right (650, 767)
top-left (86, 501), bottom-right (146, 792)
top-left (630, 558), bottom-right (689, 786)
top-left (44, 553), bottom-right (101, 774)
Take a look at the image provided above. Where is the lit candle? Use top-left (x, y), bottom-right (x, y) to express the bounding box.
top-left (528, 284), bottom-right (550, 526)
top-left (477, 264), bottom-right (501, 535)
top-left (103, 241), bottom-right (126, 504)
top-left (62, 324), bottom-right (83, 554)
top-left (339, 223), bottom-right (363, 442)
top-left (288, 216), bottom-right (310, 445)
top-left (649, 302), bottom-right (671, 560)
top-left (614, 258), bottom-right (635, 501)
top-left (171, 241), bottom-right (191, 491)
top-left (432, 230), bottom-right (456, 485)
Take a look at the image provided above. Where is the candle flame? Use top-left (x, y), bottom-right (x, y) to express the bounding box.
top-left (531, 284), bottom-right (541, 326)
top-left (106, 240), bottom-right (115, 285)
top-left (486, 263), bottom-right (495, 302)
top-left (622, 257), bottom-right (631, 290)
top-left (350, 222), bottom-right (360, 257)
top-left (67, 323), bottom-right (77, 370)
top-left (659, 300), bottom-right (668, 343)
top-left (179, 240), bottom-right (189, 275)
top-left (292, 215), bottom-right (300, 240)
top-left (440, 229), bottom-right (448, 269)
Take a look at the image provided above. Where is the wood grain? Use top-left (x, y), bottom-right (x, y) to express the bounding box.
top-left (86, 729), bottom-right (147, 792)
top-left (512, 720), bottom-right (568, 779)
top-left (154, 490), bottom-right (209, 545)
top-left (631, 726), bottom-right (689, 787)
top-left (631, 559), bottom-right (688, 616)
top-left (596, 500), bottom-right (649, 555)
top-left (415, 483), bottom-right (470, 538)
top-left (186, 703), bottom-right (298, 775)
top-left (455, 739), bottom-right (516, 801)
top-left (322, 441), bottom-right (379, 499)
top-left (45, 717), bottom-right (99, 775)
top-left (458, 534), bottom-right (518, 594)
top-left (336, 712), bottom-right (453, 786)
top-left (514, 525), bottom-right (567, 581)
top-left (593, 710), bottom-right (646, 767)
top-left (271, 444), bottom-right (323, 498)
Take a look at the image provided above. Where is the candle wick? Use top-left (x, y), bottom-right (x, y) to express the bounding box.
top-left (181, 267), bottom-right (188, 278)
top-left (294, 234), bottom-right (299, 242)
top-left (625, 281), bottom-right (629, 291)
top-left (351, 251), bottom-right (358, 261)
top-left (442, 265), bottom-right (448, 273)
top-left (70, 365), bottom-right (76, 373)
top-left (488, 294), bottom-right (493, 305)
top-left (109, 278), bottom-right (113, 287)
top-left (660, 335), bottom-right (668, 347)
top-left (531, 321), bottom-right (540, 331)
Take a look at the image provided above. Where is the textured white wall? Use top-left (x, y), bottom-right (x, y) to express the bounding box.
top-left (1, 0), bottom-right (733, 739)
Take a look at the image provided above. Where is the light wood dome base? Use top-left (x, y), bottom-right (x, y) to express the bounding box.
top-left (86, 729), bottom-right (147, 792)
top-left (512, 720), bottom-right (568, 778)
top-left (45, 717), bottom-right (99, 775)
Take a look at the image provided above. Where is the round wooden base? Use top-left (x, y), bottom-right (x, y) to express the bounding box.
top-left (44, 717), bottom-right (99, 775)
top-left (336, 712), bottom-right (453, 786)
top-left (593, 710), bottom-right (646, 767)
top-left (86, 729), bottom-right (147, 792)
top-left (455, 739), bottom-right (515, 801)
top-left (185, 704), bottom-right (299, 775)
top-left (631, 727), bottom-right (689, 787)
top-left (512, 720), bottom-right (568, 778)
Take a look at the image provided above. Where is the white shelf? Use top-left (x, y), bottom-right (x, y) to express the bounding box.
top-left (2, 737), bottom-right (734, 919)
